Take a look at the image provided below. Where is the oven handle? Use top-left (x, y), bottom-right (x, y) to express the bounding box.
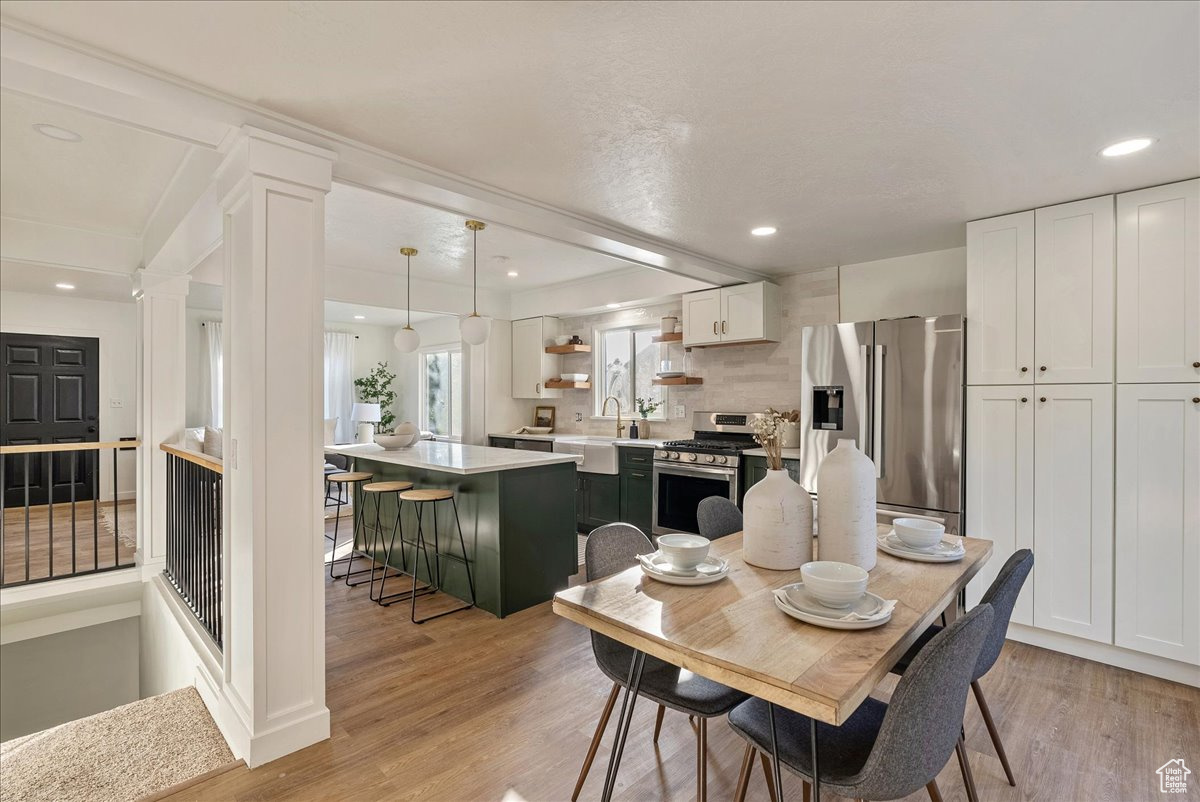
top-left (654, 463), bottom-right (738, 479)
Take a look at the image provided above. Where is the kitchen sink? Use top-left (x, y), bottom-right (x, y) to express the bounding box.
top-left (553, 437), bottom-right (619, 474)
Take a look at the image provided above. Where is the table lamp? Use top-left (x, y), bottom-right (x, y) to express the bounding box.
top-left (351, 403), bottom-right (382, 444)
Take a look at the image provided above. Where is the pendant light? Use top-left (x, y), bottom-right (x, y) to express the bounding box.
top-left (460, 219), bottom-right (491, 346)
top-left (393, 246), bottom-right (421, 353)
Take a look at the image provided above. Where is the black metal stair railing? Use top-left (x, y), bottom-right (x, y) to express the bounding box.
top-left (162, 445), bottom-right (224, 649)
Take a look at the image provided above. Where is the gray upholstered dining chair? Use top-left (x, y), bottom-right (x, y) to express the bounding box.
top-left (729, 604), bottom-right (995, 802)
top-left (572, 523), bottom-right (761, 802)
top-left (889, 549), bottom-right (1034, 802)
top-left (696, 496), bottom-right (743, 539)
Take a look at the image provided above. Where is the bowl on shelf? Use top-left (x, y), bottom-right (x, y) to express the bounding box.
top-left (656, 534), bottom-right (711, 571)
top-left (656, 371), bottom-right (685, 379)
top-left (559, 373), bottom-right (589, 382)
top-left (892, 517), bottom-right (945, 550)
top-left (800, 561), bottom-right (869, 609)
top-left (554, 335), bottom-right (571, 346)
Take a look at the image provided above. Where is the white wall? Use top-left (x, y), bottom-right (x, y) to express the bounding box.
top-left (0, 290), bottom-right (138, 500)
top-left (837, 247), bottom-right (966, 322)
top-left (0, 617), bottom-right (139, 740)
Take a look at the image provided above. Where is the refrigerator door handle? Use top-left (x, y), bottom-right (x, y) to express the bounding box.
top-left (873, 344), bottom-right (885, 478)
top-left (859, 343), bottom-right (871, 451)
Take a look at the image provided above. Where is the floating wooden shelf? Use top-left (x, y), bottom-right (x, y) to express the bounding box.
top-left (545, 343), bottom-right (591, 354)
top-left (651, 332), bottom-right (683, 343)
top-left (652, 376), bottom-right (703, 386)
top-left (545, 379), bottom-right (592, 389)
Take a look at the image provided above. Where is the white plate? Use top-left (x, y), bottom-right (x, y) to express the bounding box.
top-left (773, 584), bottom-right (894, 630)
top-left (639, 553), bottom-right (729, 585)
top-left (656, 371), bottom-right (686, 378)
top-left (877, 531), bottom-right (965, 563)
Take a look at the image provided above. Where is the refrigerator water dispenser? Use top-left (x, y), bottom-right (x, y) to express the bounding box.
top-left (812, 386), bottom-right (844, 430)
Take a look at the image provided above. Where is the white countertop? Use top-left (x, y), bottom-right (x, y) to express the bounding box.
top-left (488, 433), bottom-right (667, 449)
top-left (327, 441), bottom-right (583, 475)
top-left (745, 447), bottom-right (803, 460)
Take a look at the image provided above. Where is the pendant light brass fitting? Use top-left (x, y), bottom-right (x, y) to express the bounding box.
top-left (465, 220), bottom-right (487, 231)
top-left (399, 247), bottom-right (418, 256)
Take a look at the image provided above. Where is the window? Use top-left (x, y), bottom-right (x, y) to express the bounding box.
top-left (594, 325), bottom-right (665, 419)
top-left (421, 346), bottom-right (463, 439)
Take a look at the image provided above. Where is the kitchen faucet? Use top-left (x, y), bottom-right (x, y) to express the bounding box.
top-left (601, 396), bottom-right (626, 438)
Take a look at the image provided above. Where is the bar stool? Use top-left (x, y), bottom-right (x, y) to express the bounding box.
top-left (357, 480), bottom-right (413, 598)
top-left (392, 488), bottom-right (476, 623)
top-left (326, 471), bottom-right (373, 581)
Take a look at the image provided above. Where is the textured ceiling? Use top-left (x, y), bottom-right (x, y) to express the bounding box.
top-left (326, 182), bottom-right (634, 289)
top-left (3, 2), bottom-right (1198, 271)
top-left (0, 260), bottom-right (133, 302)
top-left (0, 90), bottom-right (190, 235)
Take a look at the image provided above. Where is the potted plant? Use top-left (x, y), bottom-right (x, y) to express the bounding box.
top-left (743, 408), bottom-right (813, 570)
top-left (353, 362), bottom-right (398, 433)
top-left (631, 396), bottom-right (662, 440)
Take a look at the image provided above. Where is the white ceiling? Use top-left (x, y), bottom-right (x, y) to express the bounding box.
top-left (0, 89), bottom-right (191, 235)
top-left (326, 182), bottom-right (634, 289)
top-left (0, 259), bottom-right (133, 302)
top-left (184, 284), bottom-right (449, 328)
top-left (2, 1), bottom-right (1196, 273)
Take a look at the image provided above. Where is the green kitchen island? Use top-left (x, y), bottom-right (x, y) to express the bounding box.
top-left (326, 441), bottom-right (581, 618)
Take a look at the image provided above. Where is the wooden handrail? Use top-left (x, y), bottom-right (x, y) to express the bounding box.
top-left (160, 442), bottom-right (224, 474)
top-left (0, 440), bottom-right (140, 455)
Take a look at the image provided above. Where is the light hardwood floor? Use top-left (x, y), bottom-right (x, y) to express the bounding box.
top-left (2, 500), bottom-right (136, 586)
top-left (166, 523), bottom-right (1200, 802)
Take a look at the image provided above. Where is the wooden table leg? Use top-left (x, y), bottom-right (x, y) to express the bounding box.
top-left (810, 716), bottom-right (821, 802)
top-left (600, 650), bottom-right (646, 802)
top-left (767, 703), bottom-right (785, 802)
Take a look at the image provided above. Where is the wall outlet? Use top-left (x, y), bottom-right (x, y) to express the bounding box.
top-left (109, 398), bottom-right (124, 409)
top-left (674, 404), bottom-right (686, 419)
top-left (575, 412), bottom-right (583, 423)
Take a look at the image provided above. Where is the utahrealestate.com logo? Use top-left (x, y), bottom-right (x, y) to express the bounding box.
top-left (1157, 759), bottom-right (1192, 794)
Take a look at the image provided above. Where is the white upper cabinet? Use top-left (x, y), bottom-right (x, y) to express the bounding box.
top-left (511, 316), bottom-right (561, 399)
top-left (1032, 384), bottom-right (1113, 643)
top-left (1114, 383), bottom-right (1200, 664)
top-left (965, 385), bottom-right (1034, 624)
top-left (682, 282), bottom-right (781, 347)
top-left (1116, 179), bottom-right (1200, 383)
top-left (967, 211), bottom-right (1035, 384)
top-left (1034, 196), bottom-right (1114, 384)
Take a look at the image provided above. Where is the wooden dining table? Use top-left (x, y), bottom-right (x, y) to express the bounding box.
top-left (552, 526), bottom-right (992, 802)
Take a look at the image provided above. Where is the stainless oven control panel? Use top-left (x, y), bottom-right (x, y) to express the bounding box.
top-left (654, 450), bottom-right (738, 467)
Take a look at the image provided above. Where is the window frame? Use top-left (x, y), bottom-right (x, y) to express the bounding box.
top-left (419, 343), bottom-right (464, 441)
top-left (591, 321), bottom-right (668, 420)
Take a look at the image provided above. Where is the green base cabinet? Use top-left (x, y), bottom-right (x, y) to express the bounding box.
top-left (577, 473), bottom-right (620, 532)
top-left (618, 447), bottom-right (654, 535)
top-left (744, 454), bottom-right (804, 490)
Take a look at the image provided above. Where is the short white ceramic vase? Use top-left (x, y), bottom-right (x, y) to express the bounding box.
top-left (742, 469), bottom-right (814, 570)
top-left (816, 439), bottom-right (877, 571)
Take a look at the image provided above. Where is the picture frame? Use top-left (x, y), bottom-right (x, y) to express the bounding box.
top-left (534, 405), bottom-right (556, 430)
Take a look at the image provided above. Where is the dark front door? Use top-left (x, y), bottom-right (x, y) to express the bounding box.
top-left (1, 333), bottom-right (100, 507)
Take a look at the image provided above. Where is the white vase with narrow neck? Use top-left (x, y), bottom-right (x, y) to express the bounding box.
top-left (816, 439), bottom-right (877, 571)
top-left (742, 468), bottom-right (813, 570)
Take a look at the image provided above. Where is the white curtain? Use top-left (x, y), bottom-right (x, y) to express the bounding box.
top-left (201, 321), bottom-right (223, 428)
top-left (324, 332), bottom-right (356, 444)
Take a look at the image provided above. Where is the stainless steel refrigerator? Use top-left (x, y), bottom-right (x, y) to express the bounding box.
top-left (798, 314), bottom-right (965, 533)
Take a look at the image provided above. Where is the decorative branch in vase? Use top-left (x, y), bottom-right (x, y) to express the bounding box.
top-left (744, 408), bottom-right (813, 570)
top-left (632, 396), bottom-right (661, 440)
top-left (354, 362), bottom-right (398, 433)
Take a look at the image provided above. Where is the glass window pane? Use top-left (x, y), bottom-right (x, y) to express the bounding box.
top-left (633, 328), bottom-right (665, 419)
top-left (425, 351), bottom-right (450, 435)
top-left (450, 350), bottom-right (463, 438)
top-left (601, 328), bottom-right (633, 414)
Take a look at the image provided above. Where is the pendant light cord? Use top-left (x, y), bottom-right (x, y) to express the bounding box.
top-left (407, 251), bottom-right (411, 328)
top-left (472, 225), bottom-right (479, 316)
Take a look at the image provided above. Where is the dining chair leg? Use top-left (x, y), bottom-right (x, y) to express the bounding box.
top-left (972, 679), bottom-right (1016, 786)
top-left (600, 651), bottom-right (647, 802)
top-left (802, 781), bottom-right (811, 802)
top-left (758, 744), bottom-right (778, 802)
top-left (926, 779), bottom-right (944, 802)
top-left (571, 683), bottom-right (620, 802)
top-left (955, 734), bottom-right (980, 802)
top-left (734, 745), bottom-right (754, 802)
top-left (653, 704), bottom-right (666, 744)
top-left (696, 717), bottom-right (708, 802)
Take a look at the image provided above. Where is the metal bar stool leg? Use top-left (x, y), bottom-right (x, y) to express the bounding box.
top-left (410, 495), bottom-right (475, 623)
top-left (377, 498), bottom-right (434, 607)
top-left (409, 503), bottom-right (438, 622)
top-left (327, 488), bottom-right (344, 579)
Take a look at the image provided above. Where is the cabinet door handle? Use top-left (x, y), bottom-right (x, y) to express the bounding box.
top-left (1040, 397), bottom-right (1047, 403)
top-left (721, 320), bottom-right (727, 334)
top-left (1193, 397), bottom-right (1200, 404)
top-left (631, 472), bottom-right (646, 479)
top-left (1039, 366), bottom-right (1047, 372)
top-left (536, 382), bottom-right (541, 394)
top-left (713, 321), bottom-right (718, 335)
top-left (1193, 361), bottom-right (1199, 368)
top-left (1020, 397), bottom-right (1028, 403)
top-left (1020, 366), bottom-right (1028, 373)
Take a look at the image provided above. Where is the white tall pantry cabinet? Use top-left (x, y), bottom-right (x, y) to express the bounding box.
top-left (966, 178), bottom-right (1200, 681)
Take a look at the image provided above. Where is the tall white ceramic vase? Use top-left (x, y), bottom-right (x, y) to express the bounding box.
top-left (743, 469), bottom-right (814, 570)
top-left (816, 439), bottom-right (877, 571)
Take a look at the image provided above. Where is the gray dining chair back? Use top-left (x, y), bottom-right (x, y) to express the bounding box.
top-left (973, 549), bottom-right (1033, 679)
top-left (697, 496), bottom-right (743, 539)
top-left (584, 523), bottom-right (657, 679)
top-left (853, 604), bottom-right (994, 800)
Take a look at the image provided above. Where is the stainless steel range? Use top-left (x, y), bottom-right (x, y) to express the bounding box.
top-left (652, 411), bottom-right (762, 536)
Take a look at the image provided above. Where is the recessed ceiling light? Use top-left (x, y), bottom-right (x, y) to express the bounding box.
top-left (55, 282), bottom-right (76, 290)
top-left (507, 270), bottom-right (519, 278)
top-left (606, 303), bottom-right (621, 309)
top-left (750, 226), bottom-right (777, 237)
top-left (1100, 138), bottom-right (1154, 157)
top-left (353, 315), bottom-right (365, 320)
top-left (33, 123), bottom-right (83, 142)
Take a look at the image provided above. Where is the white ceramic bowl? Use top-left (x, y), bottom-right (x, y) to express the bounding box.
top-left (657, 534), bottom-right (711, 571)
top-left (800, 561), bottom-right (869, 609)
top-left (560, 373), bottom-right (589, 382)
top-left (375, 433), bottom-right (418, 450)
top-left (554, 335), bottom-right (571, 346)
top-left (893, 517), bottom-right (945, 550)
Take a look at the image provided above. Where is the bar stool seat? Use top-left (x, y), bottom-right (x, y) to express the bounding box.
top-left (329, 471), bottom-right (373, 483)
top-left (364, 480), bottom-right (415, 493)
top-left (327, 472), bottom-right (374, 582)
top-left (390, 487), bottom-right (476, 623)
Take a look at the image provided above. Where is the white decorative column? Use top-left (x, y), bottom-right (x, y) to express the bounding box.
top-left (213, 127), bottom-right (335, 766)
top-left (133, 269), bottom-right (189, 574)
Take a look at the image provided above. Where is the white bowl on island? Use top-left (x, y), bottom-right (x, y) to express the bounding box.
top-left (656, 534), bottom-right (711, 571)
top-left (375, 422), bottom-right (420, 450)
top-left (892, 517), bottom-right (945, 550)
top-left (800, 561), bottom-right (869, 609)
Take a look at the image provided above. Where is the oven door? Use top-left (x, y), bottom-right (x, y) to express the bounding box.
top-left (653, 462), bottom-right (737, 537)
